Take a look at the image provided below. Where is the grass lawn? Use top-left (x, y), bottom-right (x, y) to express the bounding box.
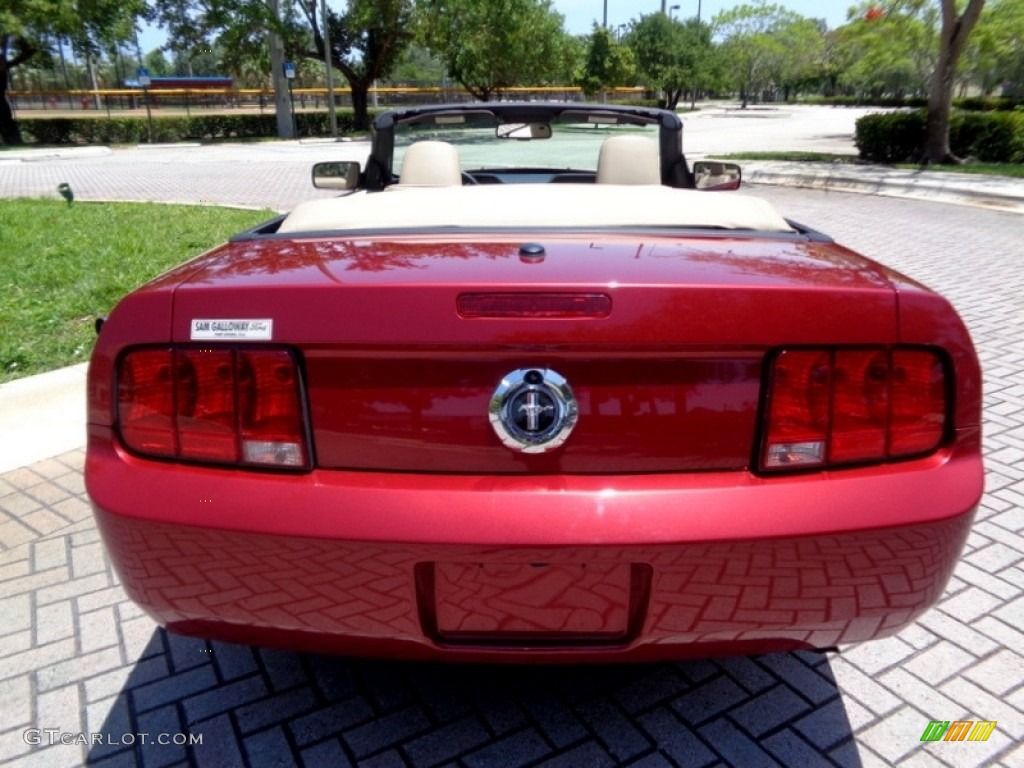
top-left (0, 199), bottom-right (276, 383)
top-left (717, 151), bottom-right (1024, 178)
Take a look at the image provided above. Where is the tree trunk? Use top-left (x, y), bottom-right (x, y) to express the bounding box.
top-left (0, 84), bottom-right (23, 145)
top-left (350, 81), bottom-right (370, 131)
top-left (921, 0), bottom-right (986, 165)
top-left (268, 0), bottom-right (296, 139)
top-left (1, 36), bottom-right (35, 145)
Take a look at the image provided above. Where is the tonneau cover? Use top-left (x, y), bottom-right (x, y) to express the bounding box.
top-left (278, 184), bottom-right (795, 234)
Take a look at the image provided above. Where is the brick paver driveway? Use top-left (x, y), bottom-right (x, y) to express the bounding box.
top-left (1, 164), bottom-right (1022, 767)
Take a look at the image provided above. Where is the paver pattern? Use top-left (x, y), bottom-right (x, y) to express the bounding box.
top-left (1, 143), bottom-right (1022, 767)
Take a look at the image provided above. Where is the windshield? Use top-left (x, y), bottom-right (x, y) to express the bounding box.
top-left (393, 119), bottom-right (660, 176)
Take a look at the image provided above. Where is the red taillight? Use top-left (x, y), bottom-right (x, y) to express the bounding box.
top-left (761, 347), bottom-right (948, 472)
top-left (889, 348), bottom-right (947, 455)
top-left (118, 349), bottom-right (176, 457)
top-left (117, 347), bottom-right (309, 469)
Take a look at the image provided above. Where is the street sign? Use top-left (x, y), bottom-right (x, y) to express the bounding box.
top-left (137, 67), bottom-right (151, 87)
top-left (283, 62), bottom-right (296, 80)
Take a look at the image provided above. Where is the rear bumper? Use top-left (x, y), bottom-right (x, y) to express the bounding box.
top-left (86, 427), bottom-right (982, 662)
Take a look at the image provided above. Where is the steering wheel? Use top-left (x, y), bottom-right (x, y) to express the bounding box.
top-left (461, 171), bottom-right (479, 185)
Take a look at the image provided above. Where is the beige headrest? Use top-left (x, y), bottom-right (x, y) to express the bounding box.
top-left (596, 135), bottom-right (661, 185)
top-left (398, 140), bottom-right (462, 186)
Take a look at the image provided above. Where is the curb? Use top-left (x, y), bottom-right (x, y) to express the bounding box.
top-left (0, 146), bottom-right (113, 163)
top-left (742, 162), bottom-right (1024, 214)
top-left (0, 363), bottom-right (88, 474)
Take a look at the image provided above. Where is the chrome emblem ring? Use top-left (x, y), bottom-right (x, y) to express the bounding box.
top-left (489, 368), bottom-right (578, 453)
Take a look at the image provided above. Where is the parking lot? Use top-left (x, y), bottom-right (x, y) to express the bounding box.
top-left (1, 107), bottom-right (1023, 766)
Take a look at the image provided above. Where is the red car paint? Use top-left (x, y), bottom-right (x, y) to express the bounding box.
top-left (86, 226), bottom-right (983, 661)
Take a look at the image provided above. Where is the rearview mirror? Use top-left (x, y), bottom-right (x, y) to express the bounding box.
top-left (693, 161), bottom-right (742, 191)
top-left (496, 123), bottom-right (553, 140)
top-left (312, 161), bottom-right (361, 190)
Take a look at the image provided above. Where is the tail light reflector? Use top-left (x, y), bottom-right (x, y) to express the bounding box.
top-left (117, 347), bottom-right (309, 469)
top-left (761, 347), bottom-right (948, 472)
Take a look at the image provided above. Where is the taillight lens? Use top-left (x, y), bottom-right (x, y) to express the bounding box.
top-left (118, 347), bottom-right (309, 469)
top-left (761, 347), bottom-right (948, 472)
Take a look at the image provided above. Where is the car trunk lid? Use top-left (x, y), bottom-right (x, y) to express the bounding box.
top-left (168, 233), bottom-right (899, 473)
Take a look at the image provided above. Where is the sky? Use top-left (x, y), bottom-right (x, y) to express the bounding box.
top-left (554, 0), bottom-right (852, 33)
top-left (137, 1), bottom-right (856, 55)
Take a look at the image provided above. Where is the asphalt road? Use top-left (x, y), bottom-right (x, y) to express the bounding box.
top-left (1, 106), bottom-right (1023, 767)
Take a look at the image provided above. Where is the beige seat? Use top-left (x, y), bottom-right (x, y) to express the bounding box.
top-left (397, 140), bottom-right (462, 186)
top-left (596, 135), bottom-right (661, 185)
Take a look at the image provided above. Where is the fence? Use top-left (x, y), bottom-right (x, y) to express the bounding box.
top-left (8, 86), bottom-right (653, 116)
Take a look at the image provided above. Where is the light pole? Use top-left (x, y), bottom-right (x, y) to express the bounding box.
top-left (691, 0), bottom-right (702, 111)
top-left (321, 0), bottom-right (338, 138)
top-left (670, 4), bottom-right (680, 19)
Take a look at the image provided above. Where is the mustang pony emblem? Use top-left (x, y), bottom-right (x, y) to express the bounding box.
top-left (516, 391), bottom-right (556, 432)
top-left (489, 368), bottom-right (578, 453)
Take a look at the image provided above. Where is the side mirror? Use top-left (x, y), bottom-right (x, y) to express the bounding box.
top-left (312, 161), bottom-right (361, 190)
top-left (496, 123), bottom-right (553, 140)
top-left (693, 161), bottom-right (742, 191)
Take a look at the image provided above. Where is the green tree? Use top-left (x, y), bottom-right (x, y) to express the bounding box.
top-left (963, 0), bottom-right (1023, 97)
top-left (833, 13), bottom-right (916, 97)
top-left (294, 0), bottom-right (413, 129)
top-left (713, 1), bottom-right (807, 107)
top-left (420, 0), bottom-right (573, 101)
top-left (152, 0), bottom-right (211, 77)
top-left (626, 13), bottom-right (712, 110)
top-left (837, 1), bottom-right (987, 163)
top-left (143, 48), bottom-right (173, 77)
top-left (836, 2), bottom-right (939, 98)
top-left (577, 24), bottom-right (634, 101)
top-left (155, 0), bottom-right (411, 132)
top-left (821, 27), bottom-right (856, 97)
top-left (386, 43), bottom-right (445, 87)
top-left (1, 0), bottom-right (146, 144)
top-left (770, 17), bottom-right (827, 100)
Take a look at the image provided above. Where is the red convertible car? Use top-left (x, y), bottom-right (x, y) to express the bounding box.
top-left (86, 103), bottom-right (983, 662)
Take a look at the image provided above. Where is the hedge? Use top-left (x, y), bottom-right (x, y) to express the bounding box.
top-left (803, 96), bottom-right (1021, 111)
top-left (16, 110), bottom-right (376, 146)
top-left (855, 110), bottom-right (1024, 164)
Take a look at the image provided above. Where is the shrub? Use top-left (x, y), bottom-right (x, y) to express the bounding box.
top-left (615, 98), bottom-right (661, 109)
top-left (950, 111), bottom-right (1024, 163)
top-left (954, 96), bottom-right (1020, 112)
top-left (855, 111), bottom-right (927, 163)
top-left (15, 110), bottom-right (375, 146)
top-left (805, 96), bottom-right (928, 109)
top-left (855, 109), bottom-right (1024, 163)
top-left (20, 118), bottom-right (77, 144)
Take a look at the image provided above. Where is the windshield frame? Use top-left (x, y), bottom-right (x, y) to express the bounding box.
top-left (365, 102), bottom-right (693, 190)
